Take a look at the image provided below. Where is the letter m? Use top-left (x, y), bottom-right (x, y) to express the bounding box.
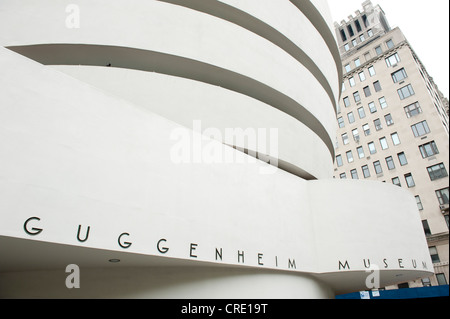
top-left (339, 260), bottom-right (350, 270)
top-left (288, 259), bottom-right (296, 269)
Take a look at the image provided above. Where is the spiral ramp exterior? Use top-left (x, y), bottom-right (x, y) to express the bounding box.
top-left (0, 0), bottom-right (432, 298)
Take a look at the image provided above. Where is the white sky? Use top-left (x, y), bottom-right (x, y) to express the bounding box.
top-left (327, 0), bottom-right (450, 98)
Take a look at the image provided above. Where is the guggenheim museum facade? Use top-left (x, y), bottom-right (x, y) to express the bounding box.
top-left (0, 0), bottom-right (433, 298)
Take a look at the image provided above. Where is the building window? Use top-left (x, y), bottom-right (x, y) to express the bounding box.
top-left (351, 169), bottom-right (358, 180)
top-left (355, 20), bottom-right (362, 32)
top-left (359, 71), bottom-right (366, 82)
top-left (379, 96), bottom-right (388, 109)
top-left (386, 39), bottom-right (395, 49)
top-left (422, 220), bottom-right (432, 236)
top-left (342, 133), bottom-right (349, 145)
top-left (405, 173), bottom-right (415, 188)
top-left (435, 188), bottom-right (449, 205)
top-left (386, 156), bottom-right (395, 170)
top-left (363, 86), bottom-right (371, 97)
top-left (427, 163), bottom-right (448, 181)
top-left (392, 177), bottom-right (401, 187)
top-left (385, 52), bottom-right (400, 67)
top-left (374, 118), bottom-right (382, 131)
top-left (416, 196), bottom-right (423, 210)
top-left (357, 107), bottom-right (366, 119)
top-left (340, 173), bottom-right (347, 179)
top-left (367, 29), bottom-right (373, 37)
top-left (369, 102), bottom-right (377, 113)
top-left (349, 77), bottom-right (356, 87)
top-left (411, 120), bottom-right (430, 137)
top-left (352, 39), bottom-right (357, 47)
top-left (357, 146), bottom-right (365, 159)
top-left (379, 139), bottom-right (388, 151)
top-left (384, 114), bottom-right (394, 126)
top-left (422, 278), bottom-right (432, 287)
top-left (348, 112), bottom-right (355, 124)
top-left (368, 142), bottom-right (376, 154)
top-left (362, 165), bottom-right (371, 178)
top-left (338, 116), bottom-right (345, 128)
top-left (373, 81), bottom-right (382, 92)
top-left (355, 58), bottom-right (361, 67)
top-left (404, 102), bottom-right (422, 118)
top-left (353, 91), bottom-right (361, 103)
top-left (340, 29), bottom-right (347, 42)
top-left (436, 274), bottom-right (448, 286)
top-left (392, 68), bottom-right (408, 83)
top-left (429, 246), bottom-right (440, 263)
top-left (345, 64), bottom-right (352, 73)
top-left (398, 84), bottom-right (415, 100)
top-left (375, 46), bottom-right (383, 56)
top-left (346, 151), bottom-right (354, 163)
top-left (363, 124), bottom-right (371, 136)
top-left (352, 129), bottom-right (360, 142)
top-left (343, 96), bottom-right (350, 107)
top-left (359, 34), bottom-right (365, 42)
top-left (391, 132), bottom-right (401, 146)
top-left (374, 161), bottom-right (383, 174)
top-left (368, 65), bottom-right (376, 76)
top-left (336, 155), bottom-right (343, 167)
top-left (419, 141), bottom-right (439, 158)
top-left (344, 43), bottom-right (350, 51)
top-left (398, 152), bottom-right (408, 166)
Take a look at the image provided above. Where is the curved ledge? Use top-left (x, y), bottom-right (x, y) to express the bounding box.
top-left (157, 0), bottom-right (338, 113)
top-left (7, 44), bottom-right (335, 159)
top-left (289, 0), bottom-right (343, 98)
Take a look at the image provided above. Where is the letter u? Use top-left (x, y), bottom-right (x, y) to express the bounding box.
top-left (77, 225), bottom-right (90, 242)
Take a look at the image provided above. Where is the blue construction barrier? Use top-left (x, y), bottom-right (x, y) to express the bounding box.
top-left (336, 285), bottom-right (449, 299)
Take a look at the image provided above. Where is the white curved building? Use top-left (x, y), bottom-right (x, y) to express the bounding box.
top-left (0, 0), bottom-right (433, 299)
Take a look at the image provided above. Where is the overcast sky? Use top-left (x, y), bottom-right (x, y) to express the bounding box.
top-left (327, 0), bottom-right (450, 98)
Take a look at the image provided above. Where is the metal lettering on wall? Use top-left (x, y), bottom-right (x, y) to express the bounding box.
top-left (23, 216), bottom-right (429, 272)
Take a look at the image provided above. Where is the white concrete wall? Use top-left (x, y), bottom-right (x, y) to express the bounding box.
top-left (0, 0), bottom-right (433, 298)
top-left (0, 0), bottom-right (341, 179)
top-left (0, 45), bottom-right (433, 297)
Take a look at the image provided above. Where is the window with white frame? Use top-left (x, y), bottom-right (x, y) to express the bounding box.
top-left (392, 68), bottom-right (408, 83)
top-left (405, 173), bottom-right (415, 188)
top-left (385, 52), bottom-right (400, 67)
top-left (385, 113), bottom-right (394, 126)
top-left (379, 96), bottom-right (388, 109)
top-left (357, 146), bottom-right (365, 159)
top-left (363, 124), bottom-right (371, 136)
top-left (368, 142), bottom-right (376, 154)
top-left (380, 137), bottom-right (389, 150)
top-left (391, 132), bottom-right (401, 145)
top-left (419, 141), bottom-right (439, 158)
top-left (436, 188), bottom-right (449, 205)
top-left (398, 84), bottom-right (415, 100)
top-left (362, 165), bottom-right (370, 178)
top-left (404, 102), bottom-right (422, 118)
top-left (411, 120), bottom-right (430, 137)
top-left (398, 152), bottom-right (408, 166)
top-left (427, 163), bottom-right (448, 181)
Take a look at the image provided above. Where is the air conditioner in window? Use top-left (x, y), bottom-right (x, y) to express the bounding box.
top-left (354, 136), bottom-right (360, 143)
top-left (440, 204), bottom-right (449, 212)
